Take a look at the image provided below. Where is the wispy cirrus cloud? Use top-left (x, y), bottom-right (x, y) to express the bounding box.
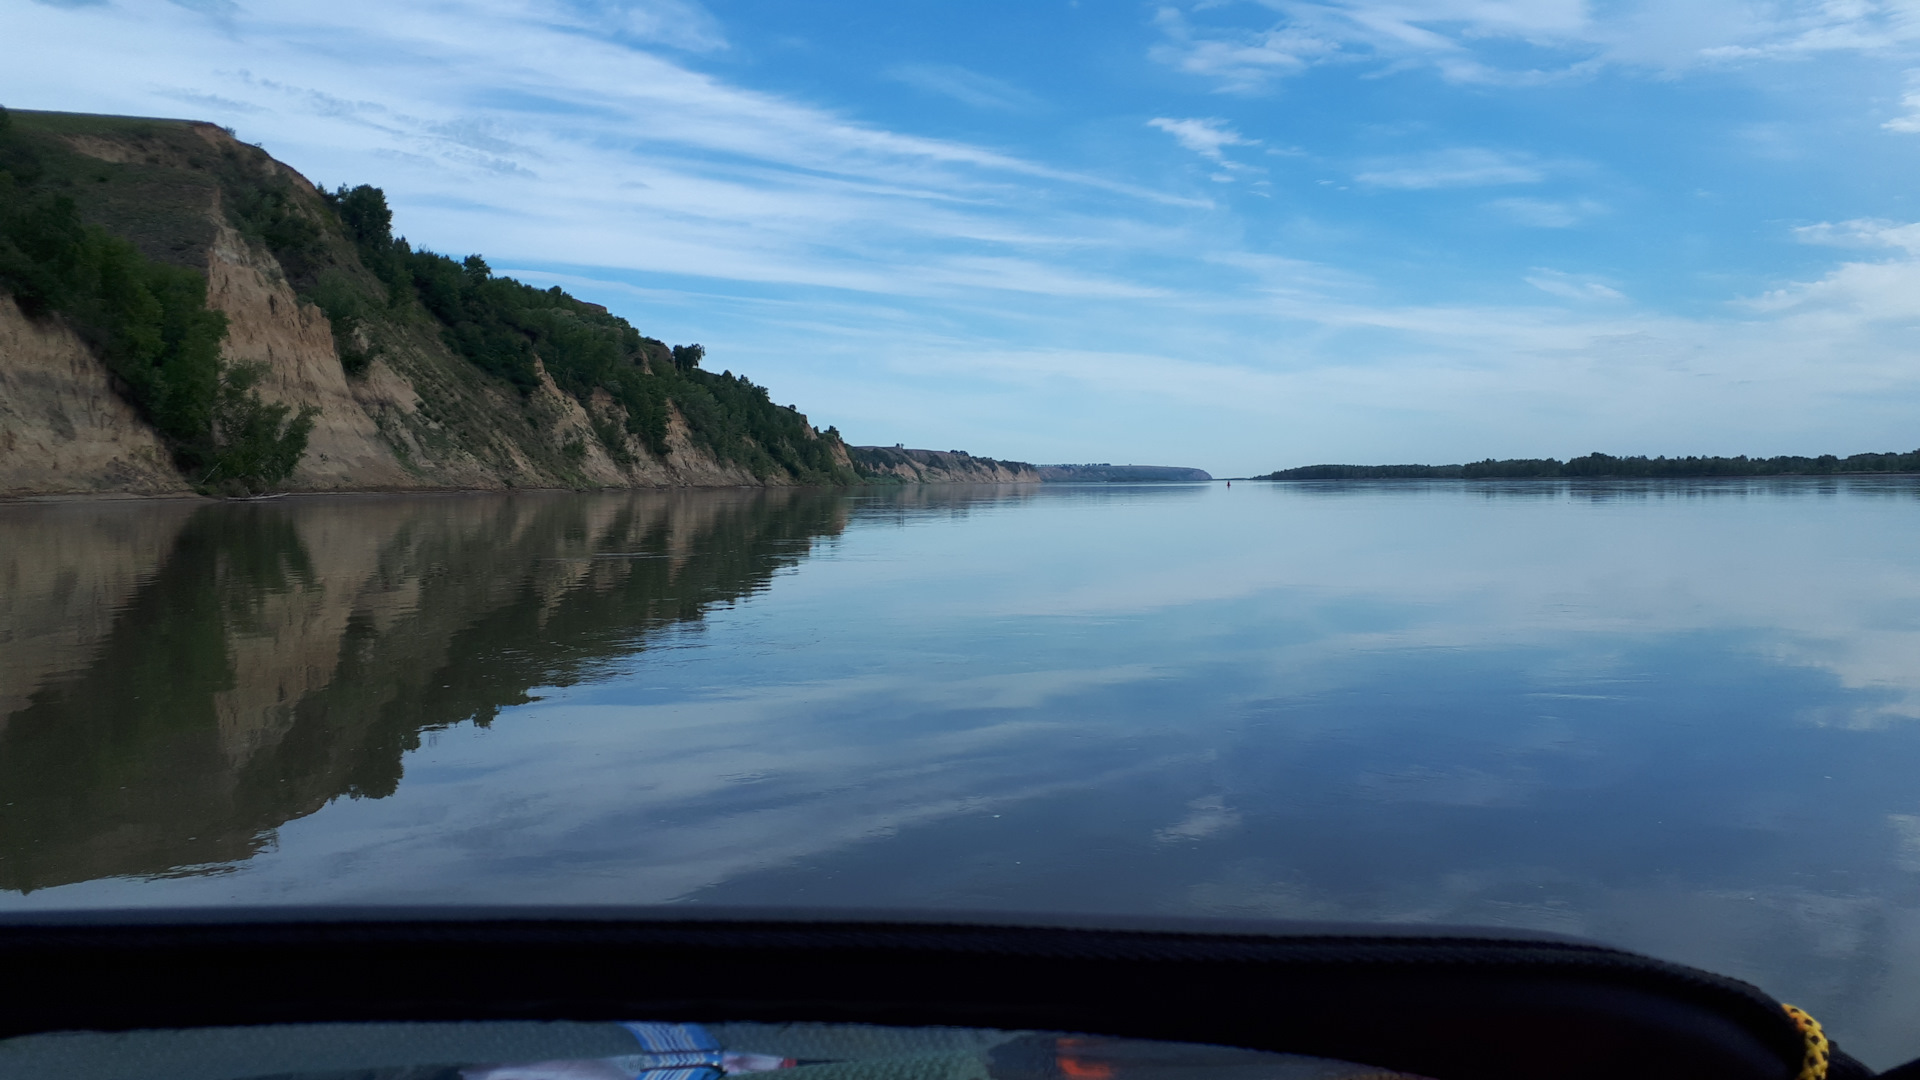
top-left (8, 0), bottom-right (1920, 475)
top-left (1151, 0), bottom-right (1920, 92)
top-left (1150, 7), bottom-right (1346, 92)
top-left (1884, 69), bottom-right (1920, 132)
top-left (553, 0), bottom-right (728, 52)
top-left (885, 63), bottom-right (1039, 110)
top-left (1792, 218), bottom-right (1920, 251)
top-left (1354, 147), bottom-right (1545, 189)
top-left (1489, 196), bottom-right (1606, 228)
top-left (1148, 116), bottom-right (1259, 161)
top-left (1524, 268), bottom-right (1624, 301)
top-left (1150, 0), bottom-right (1590, 91)
top-left (2, 0), bottom-right (1208, 302)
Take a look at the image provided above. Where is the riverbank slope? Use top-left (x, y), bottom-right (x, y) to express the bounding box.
top-left (0, 108), bottom-right (852, 496)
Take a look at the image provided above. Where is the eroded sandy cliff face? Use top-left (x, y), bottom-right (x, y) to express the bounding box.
top-left (2, 112), bottom-right (854, 497)
top-left (0, 297), bottom-right (191, 497)
top-left (205, 220), bottom-right (420, 490)
top-left (201, 222), bottom-right (774, 493)
top-left (1, 209), bottom-right (801, 496)
top-left (848, 446), bottom-right (1041, 484)
top-left (524, 363), bottom-right (765, 489)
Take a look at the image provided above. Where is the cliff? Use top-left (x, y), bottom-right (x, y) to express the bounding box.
top-left (0, 108), bottom-right (852, 497)
top-left (0, 294), bottom-right (190, 495)
top-left (848, 445), bottom-right (1042, 483)
top-left (844, 448), bottom-right (1219, 485)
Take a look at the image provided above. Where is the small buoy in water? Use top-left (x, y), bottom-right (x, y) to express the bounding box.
top-left (1226, 481), bottom-right (1231, 488)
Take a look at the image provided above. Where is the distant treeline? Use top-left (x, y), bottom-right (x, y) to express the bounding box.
top-left (1265, 450), bottom-right (1920, 481)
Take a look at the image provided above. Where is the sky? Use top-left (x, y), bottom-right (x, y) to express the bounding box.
top-left (6, 0), bottom-right (1920, 474)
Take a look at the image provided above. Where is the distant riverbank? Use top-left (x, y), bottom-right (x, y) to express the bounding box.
top-left (846, 447), bottom-right (1211, 485)
top-left (1261, 449), bottom-right (1920, 481)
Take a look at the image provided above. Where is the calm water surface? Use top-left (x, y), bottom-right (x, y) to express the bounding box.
top-left (5, 480), bottom-right (1920, 1064)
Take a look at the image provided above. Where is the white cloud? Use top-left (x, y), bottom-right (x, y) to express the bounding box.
top-left (1149, 7), bottom-right (1346, 92)
top-left (1148, 116), bottom-right (1259, 161)
top-left (0, 0), bottom-right (1221, 307)
top-left (1748, 252), bottom-right (1920, 321)
top-left (583, 0), bottom-right (727, 52)
top-left (1152, 0), bottom-right (1920, 91)
top-left (1792, 217), bottom-right (1920, 251)
top-left (885, 63), bottom-right (1038, 110)
top-left (1355, 147), bottom-right (1545, 188)
top-left (1524, 268), bottom-right (1626, 300)
top-left (1750, 219), bottom-right (1920, 324)
top-left (1150, 0), bottom-right (1590, 90)
top-left (1489, 196), bottom-right (1607, 227)
top-left (1886, 68), bottom-right (1920, 130)
top-left (7, 0), bottom-right (1920, 476)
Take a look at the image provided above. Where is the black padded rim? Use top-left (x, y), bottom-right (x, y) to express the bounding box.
top-left (0, 907), bottom-right (1810, 1080)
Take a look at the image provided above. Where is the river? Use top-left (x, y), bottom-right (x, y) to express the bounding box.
top-left (4, 480), bottom-right (1920, 1065)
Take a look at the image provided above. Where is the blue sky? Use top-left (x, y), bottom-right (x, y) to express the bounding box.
top-left (7, 0), bottom-right (1920, 473)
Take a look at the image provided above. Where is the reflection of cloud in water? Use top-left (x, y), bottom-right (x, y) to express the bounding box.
top-left (1888, 815), bottom-right (1920, 872)
top-left (981, 480), bottom-right (1920, 726)
top-left (703, 664), bottom-right (1164, 714)
top-left (1356, 765), bottom-right (1536, 808)
top-left (0, 658), bottom-right (1185, 906)
top-left (1155, 795), bottom-right (1241, 842)
top-left (11, 481), bottom-right (1920, 1065)
top-left (1769, 633), bottom-right (1920, 727)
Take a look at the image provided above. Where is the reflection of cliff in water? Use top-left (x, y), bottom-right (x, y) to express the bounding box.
top-left (0, 490), bottom-right (850, 892)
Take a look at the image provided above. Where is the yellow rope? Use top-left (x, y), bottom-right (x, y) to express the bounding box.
top-left (1783, 1004), bottom-right (1830, 1080)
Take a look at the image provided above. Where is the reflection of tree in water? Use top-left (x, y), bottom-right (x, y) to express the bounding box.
top-left (0, 490), bottom-right (849, 892)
